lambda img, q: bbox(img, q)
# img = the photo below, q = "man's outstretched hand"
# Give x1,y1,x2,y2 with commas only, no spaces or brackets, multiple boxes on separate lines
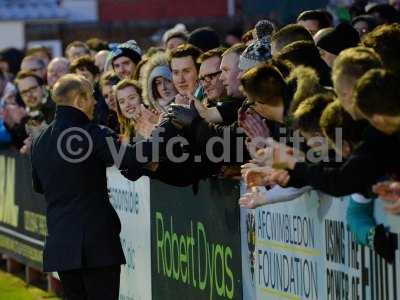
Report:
242,164,290,188
168,100,199,128
239,187,267,209
374,181,400,214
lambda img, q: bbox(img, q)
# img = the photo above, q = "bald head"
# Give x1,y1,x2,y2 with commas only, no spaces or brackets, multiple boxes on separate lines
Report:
47,57,70,88
52,74,90,105
53,74,96,119
21,55,47,80
95,50,110,73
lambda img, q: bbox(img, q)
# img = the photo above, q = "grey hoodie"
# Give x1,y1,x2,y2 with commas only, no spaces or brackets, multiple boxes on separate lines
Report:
141,52,174,112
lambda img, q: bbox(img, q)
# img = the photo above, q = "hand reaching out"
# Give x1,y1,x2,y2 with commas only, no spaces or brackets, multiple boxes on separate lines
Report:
242,163,290,188
252,143,299,170
239,187,268,209
244,168,271,188
374,181,400,200
167,100,199,128
20,135,33,155
374,181,400,214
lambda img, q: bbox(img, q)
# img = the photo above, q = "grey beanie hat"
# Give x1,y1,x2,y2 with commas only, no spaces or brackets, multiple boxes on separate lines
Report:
239,20,275,71
110,40,142,65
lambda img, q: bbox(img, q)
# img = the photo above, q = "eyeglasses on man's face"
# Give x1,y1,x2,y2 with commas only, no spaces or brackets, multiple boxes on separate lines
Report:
199,70,222,84
20,85,40,97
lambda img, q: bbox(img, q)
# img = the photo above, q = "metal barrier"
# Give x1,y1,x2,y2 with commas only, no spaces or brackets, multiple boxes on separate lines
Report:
2,150,400,299
240,189,400,300
0,151,243,300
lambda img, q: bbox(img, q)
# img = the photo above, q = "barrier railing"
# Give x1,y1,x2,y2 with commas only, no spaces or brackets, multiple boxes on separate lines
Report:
1,150,400,299
0,151,243,300
240,190,400,300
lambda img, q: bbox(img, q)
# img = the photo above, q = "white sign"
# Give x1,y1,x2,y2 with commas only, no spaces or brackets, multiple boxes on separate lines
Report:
107,168,151,300
240,184,257,300
241,189,400,300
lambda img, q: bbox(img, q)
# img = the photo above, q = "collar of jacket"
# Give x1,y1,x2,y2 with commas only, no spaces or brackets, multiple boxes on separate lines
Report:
396,131,400,142
55,105,90,124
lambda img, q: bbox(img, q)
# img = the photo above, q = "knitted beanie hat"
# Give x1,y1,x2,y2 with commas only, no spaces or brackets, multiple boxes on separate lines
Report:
238,20,275,71
110,40,142,65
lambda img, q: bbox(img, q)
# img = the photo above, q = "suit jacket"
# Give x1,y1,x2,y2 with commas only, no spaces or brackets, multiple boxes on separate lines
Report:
31,105,177,272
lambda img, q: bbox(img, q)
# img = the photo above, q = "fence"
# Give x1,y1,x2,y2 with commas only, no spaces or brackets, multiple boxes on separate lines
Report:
1,150,400,299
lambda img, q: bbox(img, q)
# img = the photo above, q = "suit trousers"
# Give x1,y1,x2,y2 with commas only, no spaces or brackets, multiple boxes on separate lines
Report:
58,265,121,300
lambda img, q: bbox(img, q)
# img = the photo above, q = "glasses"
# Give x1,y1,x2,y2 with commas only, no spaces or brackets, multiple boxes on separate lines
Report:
199,70,222,84
20,85,40,97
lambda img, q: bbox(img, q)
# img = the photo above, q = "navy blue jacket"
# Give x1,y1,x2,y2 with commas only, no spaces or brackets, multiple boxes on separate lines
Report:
31,105,177,272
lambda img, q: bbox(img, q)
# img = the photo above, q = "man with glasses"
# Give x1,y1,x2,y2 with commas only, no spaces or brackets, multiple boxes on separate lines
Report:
193,47,242,125
20,55,47,82
3,71,56,153
15,71,55,123
197,47,226,106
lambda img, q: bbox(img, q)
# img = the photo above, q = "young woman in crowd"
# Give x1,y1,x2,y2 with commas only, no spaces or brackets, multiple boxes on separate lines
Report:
142,52,177,113
113,79,159,141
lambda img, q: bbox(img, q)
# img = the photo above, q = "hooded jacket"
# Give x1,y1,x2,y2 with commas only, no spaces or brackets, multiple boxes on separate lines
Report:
142,52,173,112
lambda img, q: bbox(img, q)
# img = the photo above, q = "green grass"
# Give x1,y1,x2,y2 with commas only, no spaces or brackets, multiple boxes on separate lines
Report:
0,270,60,300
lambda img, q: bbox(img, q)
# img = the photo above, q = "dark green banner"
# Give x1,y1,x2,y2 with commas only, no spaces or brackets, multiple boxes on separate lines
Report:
150,179,243,300
0,151,46,270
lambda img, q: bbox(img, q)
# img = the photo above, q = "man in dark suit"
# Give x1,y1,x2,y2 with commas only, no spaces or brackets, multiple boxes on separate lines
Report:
31,74,177,300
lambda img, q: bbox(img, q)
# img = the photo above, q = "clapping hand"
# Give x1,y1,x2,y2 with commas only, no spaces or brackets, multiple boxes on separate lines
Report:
239,109,270,140
134,105,159,138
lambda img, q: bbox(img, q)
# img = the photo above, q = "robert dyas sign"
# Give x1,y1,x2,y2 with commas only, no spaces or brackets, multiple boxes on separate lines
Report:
151,179,243,300
155,212,235,299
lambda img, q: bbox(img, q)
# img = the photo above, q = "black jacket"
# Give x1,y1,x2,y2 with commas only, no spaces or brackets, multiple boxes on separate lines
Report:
31,105,177,272
214,97,244,125
93,83,109,126
288,125,400,197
